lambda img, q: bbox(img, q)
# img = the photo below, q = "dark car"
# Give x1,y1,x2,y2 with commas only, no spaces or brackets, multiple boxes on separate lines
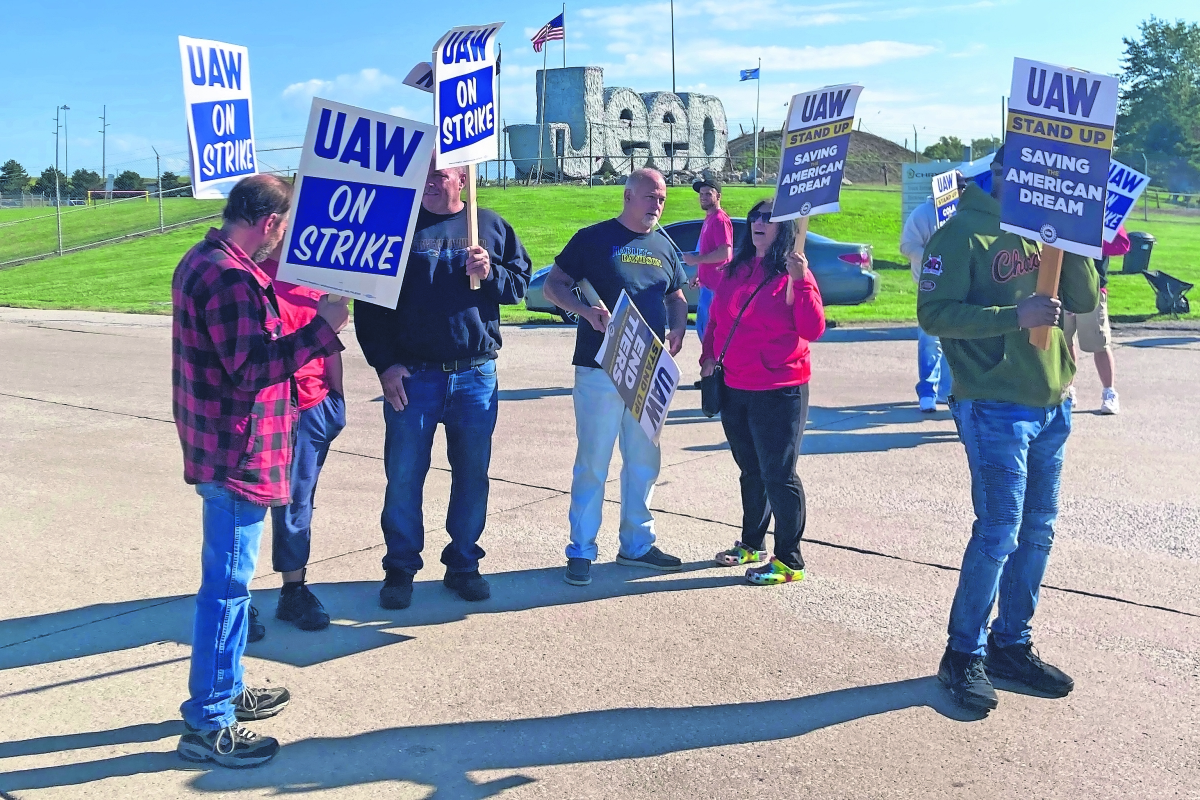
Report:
525,218,880,321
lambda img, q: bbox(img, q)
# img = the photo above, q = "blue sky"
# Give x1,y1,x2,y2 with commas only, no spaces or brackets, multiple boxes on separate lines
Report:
2,0,1194,179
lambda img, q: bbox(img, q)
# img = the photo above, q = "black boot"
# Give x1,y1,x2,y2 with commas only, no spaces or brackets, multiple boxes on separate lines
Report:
275,573,330,631
938,647,998,711
985,634,1074,697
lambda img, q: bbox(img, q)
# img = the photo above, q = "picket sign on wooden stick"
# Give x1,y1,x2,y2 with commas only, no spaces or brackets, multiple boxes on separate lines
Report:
1028,245,1064,350
465,163,481,291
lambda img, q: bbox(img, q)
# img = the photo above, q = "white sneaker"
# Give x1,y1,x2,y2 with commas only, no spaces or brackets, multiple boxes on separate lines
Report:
919,396,937,413
1066,385,1077,405
1099,388,1120,415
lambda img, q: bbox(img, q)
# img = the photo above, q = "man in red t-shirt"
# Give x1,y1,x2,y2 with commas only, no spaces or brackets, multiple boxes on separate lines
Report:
256,242,346,632
684,175,734,349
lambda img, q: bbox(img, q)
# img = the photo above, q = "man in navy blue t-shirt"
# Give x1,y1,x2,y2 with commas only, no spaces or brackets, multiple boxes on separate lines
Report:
543,168,689,587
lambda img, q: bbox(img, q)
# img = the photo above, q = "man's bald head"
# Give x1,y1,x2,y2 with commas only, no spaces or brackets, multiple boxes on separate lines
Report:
619,168,668,233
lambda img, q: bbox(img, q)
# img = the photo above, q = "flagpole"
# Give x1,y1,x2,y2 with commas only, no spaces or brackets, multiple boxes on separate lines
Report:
670,0,676,94
563,4,567,68
753,58,760,185
536,46,548,183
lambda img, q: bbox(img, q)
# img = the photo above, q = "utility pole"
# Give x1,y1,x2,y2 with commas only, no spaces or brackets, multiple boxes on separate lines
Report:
53,106,63,253
153,147,164,232
913,125,919,162
61,105,71,186
99,105,109,189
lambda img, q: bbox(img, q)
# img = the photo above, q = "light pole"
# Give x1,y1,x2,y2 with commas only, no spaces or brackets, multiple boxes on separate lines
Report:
52,106,63,252
669,0,676,94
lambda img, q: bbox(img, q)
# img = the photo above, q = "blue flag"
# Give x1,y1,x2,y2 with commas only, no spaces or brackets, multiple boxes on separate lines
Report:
740,68,760,81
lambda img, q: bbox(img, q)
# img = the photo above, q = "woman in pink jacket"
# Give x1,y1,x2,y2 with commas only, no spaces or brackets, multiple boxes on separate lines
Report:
699,198,826,585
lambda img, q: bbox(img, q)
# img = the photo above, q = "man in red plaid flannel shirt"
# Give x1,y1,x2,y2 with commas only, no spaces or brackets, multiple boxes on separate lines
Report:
171,174,348,768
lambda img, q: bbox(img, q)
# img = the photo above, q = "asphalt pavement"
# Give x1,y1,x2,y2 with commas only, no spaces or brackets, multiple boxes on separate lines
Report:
0,308,1196,799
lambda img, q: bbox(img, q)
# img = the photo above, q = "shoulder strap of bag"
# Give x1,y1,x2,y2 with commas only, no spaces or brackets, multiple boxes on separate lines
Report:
716,272,775,366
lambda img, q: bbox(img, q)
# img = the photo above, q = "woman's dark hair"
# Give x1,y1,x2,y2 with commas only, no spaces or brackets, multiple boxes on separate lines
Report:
222,174,292,226
730,198,796,278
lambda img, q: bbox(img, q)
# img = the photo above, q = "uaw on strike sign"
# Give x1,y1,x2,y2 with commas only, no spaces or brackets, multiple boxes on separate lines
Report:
433,23,503,169
594,291,681,446
1000,58,1118,258
275,98,435,309
178,36,257,199
772,84,863,222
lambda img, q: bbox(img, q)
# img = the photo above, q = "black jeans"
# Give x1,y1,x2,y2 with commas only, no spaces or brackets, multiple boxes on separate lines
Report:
720,383,810,570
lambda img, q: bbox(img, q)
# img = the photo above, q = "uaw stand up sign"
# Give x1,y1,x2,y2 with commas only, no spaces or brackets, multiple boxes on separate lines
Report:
772,83,862,272
1000,57,1118,349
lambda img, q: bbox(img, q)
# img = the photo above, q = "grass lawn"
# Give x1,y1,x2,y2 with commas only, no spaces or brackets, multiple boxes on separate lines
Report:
0,197,225,264
0,185,1194,323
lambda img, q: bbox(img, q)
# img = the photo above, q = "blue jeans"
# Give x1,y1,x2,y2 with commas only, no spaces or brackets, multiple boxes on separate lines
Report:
271,393,346,574
182,482,266,731
947,398,1072,656
566,366,660,562
695,286,714,343
381,359,498,575
916,327,952,402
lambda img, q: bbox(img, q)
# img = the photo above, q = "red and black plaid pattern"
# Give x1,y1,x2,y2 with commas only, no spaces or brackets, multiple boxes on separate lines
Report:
172,228,343,506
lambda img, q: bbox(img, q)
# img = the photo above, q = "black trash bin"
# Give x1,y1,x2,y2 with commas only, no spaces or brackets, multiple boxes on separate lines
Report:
1122,231,1156,273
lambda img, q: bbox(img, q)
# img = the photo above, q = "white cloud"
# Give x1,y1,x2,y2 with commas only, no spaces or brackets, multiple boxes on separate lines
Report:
281,68,398,106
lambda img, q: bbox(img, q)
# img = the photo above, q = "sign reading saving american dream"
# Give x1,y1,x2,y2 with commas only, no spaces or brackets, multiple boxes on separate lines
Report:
999,58,1119,258
178,36,257,199
433,22,504,169
275,98,435,309
932,169,961,228
772,83,863,222
1104,159,1149,243
594,291,681,446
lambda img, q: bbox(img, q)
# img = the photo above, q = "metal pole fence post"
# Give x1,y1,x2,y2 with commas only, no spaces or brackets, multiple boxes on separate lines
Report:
154,147,164,232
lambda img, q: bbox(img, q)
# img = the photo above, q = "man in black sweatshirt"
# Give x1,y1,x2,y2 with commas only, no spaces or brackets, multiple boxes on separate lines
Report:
354,157,531,608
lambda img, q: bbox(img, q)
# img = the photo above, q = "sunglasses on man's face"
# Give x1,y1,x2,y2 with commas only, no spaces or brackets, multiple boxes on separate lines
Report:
748,209,775,222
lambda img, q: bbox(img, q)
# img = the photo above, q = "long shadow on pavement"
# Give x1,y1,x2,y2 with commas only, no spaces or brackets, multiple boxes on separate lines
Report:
0,563,747,672
0,676,984,798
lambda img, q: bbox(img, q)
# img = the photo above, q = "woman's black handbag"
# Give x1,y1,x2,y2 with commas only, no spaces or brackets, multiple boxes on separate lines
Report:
700,274,774,418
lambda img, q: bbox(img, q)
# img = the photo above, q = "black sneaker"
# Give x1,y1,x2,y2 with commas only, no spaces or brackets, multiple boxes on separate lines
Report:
177,723,279,768
275,583,330,631
938,647,999,711
564,558,592,586
444,570,491,601
247,605,266,643
380,569,414,610
615,545,682,572
985,634,1074,697
234,685,291,721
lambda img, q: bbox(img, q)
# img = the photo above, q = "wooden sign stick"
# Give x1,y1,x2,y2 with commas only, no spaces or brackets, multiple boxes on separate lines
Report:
1028,245,1064,350
787,216,810,305
466,163,481,291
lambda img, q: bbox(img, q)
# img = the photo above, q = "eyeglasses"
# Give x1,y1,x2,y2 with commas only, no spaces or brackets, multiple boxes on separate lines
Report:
748,209,775,222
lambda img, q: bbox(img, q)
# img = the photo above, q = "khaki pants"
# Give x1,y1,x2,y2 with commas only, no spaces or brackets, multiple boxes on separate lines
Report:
1063,290,1111,353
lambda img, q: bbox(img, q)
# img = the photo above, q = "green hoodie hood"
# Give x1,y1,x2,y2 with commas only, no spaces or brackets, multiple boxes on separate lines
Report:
916,184,1099,408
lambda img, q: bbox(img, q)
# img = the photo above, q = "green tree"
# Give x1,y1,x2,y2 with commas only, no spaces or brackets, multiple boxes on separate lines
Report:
33,166,69,197
113,170,143,191
1,159,30,193
922,136,966,161
70,168,103,197
160,171,183,191
1117,16,1200,190
970,137,1002,157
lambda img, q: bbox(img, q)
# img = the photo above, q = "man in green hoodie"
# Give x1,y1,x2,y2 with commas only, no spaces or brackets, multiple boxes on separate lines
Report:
918,145,1099,712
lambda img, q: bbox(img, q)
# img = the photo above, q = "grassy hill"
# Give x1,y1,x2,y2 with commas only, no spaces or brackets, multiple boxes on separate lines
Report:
0,185,1195,323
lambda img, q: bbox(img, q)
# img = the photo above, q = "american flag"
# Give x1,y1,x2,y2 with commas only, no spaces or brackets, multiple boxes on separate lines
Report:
531,13,565,52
